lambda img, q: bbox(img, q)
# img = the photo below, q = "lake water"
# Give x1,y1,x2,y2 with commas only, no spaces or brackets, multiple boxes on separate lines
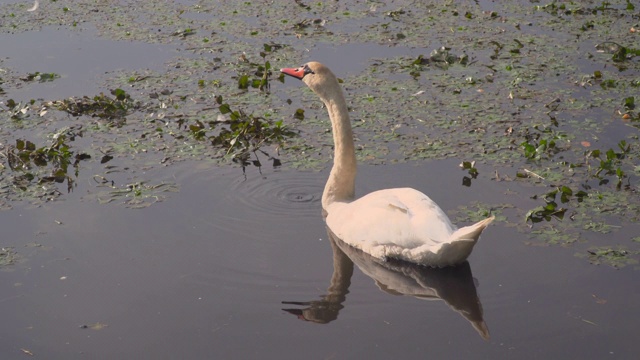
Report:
1,160,638,358
1,0,639,359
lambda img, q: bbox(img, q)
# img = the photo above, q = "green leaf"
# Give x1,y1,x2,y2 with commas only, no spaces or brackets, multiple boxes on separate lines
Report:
219,103,231,114
521,142,536,159
113,88,127,101
612,47,628,62
623,96,635,110
238,74,250,89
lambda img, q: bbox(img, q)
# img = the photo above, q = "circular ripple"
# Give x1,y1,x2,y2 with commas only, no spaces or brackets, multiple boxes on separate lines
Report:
285,192,315,203
227,170,324,219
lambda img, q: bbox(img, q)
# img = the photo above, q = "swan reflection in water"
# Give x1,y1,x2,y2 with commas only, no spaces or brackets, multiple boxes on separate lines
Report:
282,229,490,340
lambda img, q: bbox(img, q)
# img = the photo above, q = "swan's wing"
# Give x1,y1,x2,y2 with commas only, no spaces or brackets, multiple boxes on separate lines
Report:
326,188,455,252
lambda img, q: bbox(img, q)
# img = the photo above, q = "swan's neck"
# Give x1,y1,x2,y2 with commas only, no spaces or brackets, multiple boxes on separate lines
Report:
321,88,356,210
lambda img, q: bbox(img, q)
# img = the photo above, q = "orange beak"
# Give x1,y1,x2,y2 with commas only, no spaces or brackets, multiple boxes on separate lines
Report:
280,67,306,80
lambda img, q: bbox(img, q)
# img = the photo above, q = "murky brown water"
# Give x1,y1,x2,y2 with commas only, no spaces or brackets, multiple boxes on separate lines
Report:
2,0,640,358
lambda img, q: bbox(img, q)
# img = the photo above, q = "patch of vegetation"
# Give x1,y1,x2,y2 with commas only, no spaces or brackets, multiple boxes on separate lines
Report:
212,95,297,164
0,0,638,268
526,224,582,246
97,181,179,209
525,187,574,224
21,72,59,83
450,202,510,224
584,141,632,189
402,48,471,78
235,44,281,92
519,124,568,161
2,99,31,120
0,44,303,208
578,246,640,268
1,126,90,202
50,88,140,123
0,247,18,267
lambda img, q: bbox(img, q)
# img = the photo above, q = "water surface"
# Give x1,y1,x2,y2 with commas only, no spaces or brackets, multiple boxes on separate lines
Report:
1,162,638,358
1,0,639,359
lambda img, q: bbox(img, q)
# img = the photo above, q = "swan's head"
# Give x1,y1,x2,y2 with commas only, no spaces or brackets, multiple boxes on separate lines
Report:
280,62,340,99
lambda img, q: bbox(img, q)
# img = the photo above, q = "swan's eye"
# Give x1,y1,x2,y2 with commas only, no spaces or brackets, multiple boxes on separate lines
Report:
302,64,315,75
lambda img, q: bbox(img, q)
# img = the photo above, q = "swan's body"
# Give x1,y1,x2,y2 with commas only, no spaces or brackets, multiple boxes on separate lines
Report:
281,62,493,267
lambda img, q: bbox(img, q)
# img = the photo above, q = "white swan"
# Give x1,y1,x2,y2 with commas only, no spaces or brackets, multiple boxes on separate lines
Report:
281,62,494,267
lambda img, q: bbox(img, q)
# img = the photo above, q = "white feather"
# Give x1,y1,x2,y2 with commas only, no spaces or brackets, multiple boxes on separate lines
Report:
27,1,39,12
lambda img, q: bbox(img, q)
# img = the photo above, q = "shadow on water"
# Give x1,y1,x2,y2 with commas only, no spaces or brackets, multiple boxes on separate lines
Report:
282,229,489,340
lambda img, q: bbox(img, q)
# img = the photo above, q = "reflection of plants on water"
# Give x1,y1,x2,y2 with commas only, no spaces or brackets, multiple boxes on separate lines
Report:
460,160,479,187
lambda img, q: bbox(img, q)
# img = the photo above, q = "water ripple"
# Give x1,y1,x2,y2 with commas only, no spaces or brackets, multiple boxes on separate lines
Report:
227,171,323,219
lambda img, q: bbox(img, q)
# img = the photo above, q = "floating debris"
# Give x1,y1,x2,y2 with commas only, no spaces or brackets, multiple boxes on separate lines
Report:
27,0,38,12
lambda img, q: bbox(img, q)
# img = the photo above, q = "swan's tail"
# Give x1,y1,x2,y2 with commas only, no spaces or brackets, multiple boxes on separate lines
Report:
448,216,495,243
409,216,495,267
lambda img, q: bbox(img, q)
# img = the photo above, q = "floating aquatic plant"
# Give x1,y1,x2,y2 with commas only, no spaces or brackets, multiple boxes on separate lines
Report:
214,95,297,162
97,181,178,209
49,89,140,124
2,99,30,120
21,71,59,83
0,247,18,266
580,246,639,268
406,47,471,77
0,0,637,268
1,126,90,202
235,44,281,92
